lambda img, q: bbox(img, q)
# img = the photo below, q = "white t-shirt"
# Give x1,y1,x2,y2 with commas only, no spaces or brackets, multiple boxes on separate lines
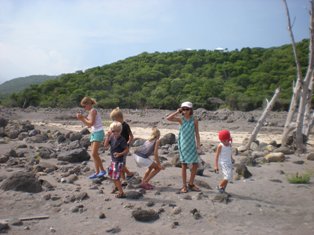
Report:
88,108,103,132
218,142,232,164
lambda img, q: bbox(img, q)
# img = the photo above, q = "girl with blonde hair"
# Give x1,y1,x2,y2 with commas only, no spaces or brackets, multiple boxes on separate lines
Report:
77,97,106,179
133,127,164,190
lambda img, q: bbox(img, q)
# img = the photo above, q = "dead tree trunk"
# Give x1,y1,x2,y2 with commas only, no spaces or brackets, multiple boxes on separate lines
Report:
281,0,304,146
303,74,314,136
245,88,280,150
281,0,314,152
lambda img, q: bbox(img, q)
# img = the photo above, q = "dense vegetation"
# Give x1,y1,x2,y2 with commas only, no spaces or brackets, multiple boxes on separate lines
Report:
1,39,309,111
0,75,58,97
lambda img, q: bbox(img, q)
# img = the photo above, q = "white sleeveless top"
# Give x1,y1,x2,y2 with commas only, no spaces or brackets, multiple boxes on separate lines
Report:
88,108,103,132
218,142,232,164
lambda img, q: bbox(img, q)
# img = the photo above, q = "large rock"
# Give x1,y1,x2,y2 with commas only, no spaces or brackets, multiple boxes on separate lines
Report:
235,163,252,178
1,171,42,193
0,117,8,128
132,209,159,222
57,148,91,163
307,152,314,161
264,152,285,162
160,133,176,146
35,146,56,159
273,146,294,155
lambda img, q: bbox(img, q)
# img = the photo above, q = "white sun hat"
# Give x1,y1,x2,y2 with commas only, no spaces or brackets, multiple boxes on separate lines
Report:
181,101,193,108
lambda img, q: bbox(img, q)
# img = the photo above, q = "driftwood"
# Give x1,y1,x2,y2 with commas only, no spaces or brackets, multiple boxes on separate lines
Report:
19,215,49,221
245,88,280,150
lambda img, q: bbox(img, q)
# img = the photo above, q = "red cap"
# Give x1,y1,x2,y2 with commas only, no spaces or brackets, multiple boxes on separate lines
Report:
218,130,232,142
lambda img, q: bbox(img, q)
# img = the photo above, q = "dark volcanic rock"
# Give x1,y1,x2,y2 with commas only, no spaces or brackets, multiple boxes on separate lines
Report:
132,208,159,222
0,171,42,193
57,148,90,163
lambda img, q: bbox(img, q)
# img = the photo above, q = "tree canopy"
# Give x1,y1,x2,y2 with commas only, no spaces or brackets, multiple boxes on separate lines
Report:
2,39,309,111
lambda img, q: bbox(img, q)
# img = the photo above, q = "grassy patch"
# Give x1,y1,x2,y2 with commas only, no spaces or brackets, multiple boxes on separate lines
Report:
287,172,311,184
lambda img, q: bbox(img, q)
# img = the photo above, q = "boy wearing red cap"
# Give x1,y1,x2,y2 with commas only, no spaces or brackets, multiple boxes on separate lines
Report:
214,130,235,193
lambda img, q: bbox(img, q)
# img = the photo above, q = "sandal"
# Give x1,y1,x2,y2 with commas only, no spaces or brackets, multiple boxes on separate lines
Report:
188,184,201,192
180,185,188,193
115,192,126,198
141,183,153,190
111,187,118,194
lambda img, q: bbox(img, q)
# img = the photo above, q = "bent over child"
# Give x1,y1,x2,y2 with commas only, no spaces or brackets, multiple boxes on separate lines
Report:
133,127,164,190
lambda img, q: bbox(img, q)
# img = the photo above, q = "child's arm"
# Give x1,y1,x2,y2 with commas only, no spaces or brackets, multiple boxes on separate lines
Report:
77,109,96,128
166,109,182,124
214,144,222,173
104,131,111,150
113,146,129,158
128,127,134,145
194,119,201,149
153,139,164,170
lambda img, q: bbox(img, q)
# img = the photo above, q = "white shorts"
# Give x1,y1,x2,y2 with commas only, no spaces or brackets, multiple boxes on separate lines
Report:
220,161,233,181
133,154,153,168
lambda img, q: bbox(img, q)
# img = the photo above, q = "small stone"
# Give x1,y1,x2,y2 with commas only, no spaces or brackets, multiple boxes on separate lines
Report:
146,201,155,207
99,213,106,219
172,207,182,215
106,226,121,233
50,227,56,233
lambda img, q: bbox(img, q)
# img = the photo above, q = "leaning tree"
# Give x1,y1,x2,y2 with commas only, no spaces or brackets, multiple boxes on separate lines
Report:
281,0,314,153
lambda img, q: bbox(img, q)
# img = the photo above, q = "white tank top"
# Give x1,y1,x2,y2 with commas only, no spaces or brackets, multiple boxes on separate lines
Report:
88,108,103,132
218,142,232,164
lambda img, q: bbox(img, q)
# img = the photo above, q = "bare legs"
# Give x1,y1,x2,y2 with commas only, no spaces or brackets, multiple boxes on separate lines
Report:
181,163,200,192
142,162,161,184
219,179,228,189
91,141,105,174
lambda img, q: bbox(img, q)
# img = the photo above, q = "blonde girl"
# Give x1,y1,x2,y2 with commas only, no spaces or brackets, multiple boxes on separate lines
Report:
133,127,164,190
76,97,106,179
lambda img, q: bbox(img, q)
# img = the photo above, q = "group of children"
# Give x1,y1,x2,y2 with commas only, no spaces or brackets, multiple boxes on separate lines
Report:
77,96,234,198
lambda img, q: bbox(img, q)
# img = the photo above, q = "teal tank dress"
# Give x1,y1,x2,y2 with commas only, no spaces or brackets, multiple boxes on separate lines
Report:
178,116,199,164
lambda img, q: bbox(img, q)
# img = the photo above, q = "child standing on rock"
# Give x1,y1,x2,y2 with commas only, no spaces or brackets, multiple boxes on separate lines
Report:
214,129,235,193
110,108,134,184
76,97,106,179
166,101,201,193
133,127,164,190
104,121,129,198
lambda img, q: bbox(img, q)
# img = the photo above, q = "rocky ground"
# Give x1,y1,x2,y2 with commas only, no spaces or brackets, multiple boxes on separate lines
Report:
0,107,314,235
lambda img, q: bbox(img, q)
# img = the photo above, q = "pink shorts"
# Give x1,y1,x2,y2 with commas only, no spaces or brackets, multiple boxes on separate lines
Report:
108,161,124,180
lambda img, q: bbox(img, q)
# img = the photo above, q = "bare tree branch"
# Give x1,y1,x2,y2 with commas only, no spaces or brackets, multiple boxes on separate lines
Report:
246,88,280,150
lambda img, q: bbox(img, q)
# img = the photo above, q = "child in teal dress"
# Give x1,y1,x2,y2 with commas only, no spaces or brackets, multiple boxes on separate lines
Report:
166,101,201,193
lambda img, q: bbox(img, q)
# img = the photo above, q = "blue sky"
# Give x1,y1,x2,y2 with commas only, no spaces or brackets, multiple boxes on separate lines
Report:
0,0,309,84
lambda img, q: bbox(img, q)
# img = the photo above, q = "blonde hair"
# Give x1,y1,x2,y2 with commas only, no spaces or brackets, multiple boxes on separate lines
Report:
110,121,122,133
110,107,123,121
80,97,96,106
148,127,160,141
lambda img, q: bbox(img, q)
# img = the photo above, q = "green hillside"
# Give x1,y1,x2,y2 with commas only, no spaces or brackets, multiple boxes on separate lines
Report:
0,75,58,96
1,39,309,111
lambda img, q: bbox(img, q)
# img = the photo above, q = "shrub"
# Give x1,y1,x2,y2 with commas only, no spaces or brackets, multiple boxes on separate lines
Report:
287,172,311,184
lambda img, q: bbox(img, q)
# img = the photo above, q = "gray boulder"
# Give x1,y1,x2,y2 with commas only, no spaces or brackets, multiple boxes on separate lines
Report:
235,163,252,178
307,152,314,161
132,209,159,222
264,152,285,162
1,171,42,193
57,148,90,163
0,117,8,128
160,133,176,146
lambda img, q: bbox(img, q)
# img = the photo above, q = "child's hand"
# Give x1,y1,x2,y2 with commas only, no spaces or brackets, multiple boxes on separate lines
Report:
76,113,83,120
113,152,121,158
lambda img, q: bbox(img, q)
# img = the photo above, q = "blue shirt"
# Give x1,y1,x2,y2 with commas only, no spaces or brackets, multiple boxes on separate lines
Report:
109,135,128,163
